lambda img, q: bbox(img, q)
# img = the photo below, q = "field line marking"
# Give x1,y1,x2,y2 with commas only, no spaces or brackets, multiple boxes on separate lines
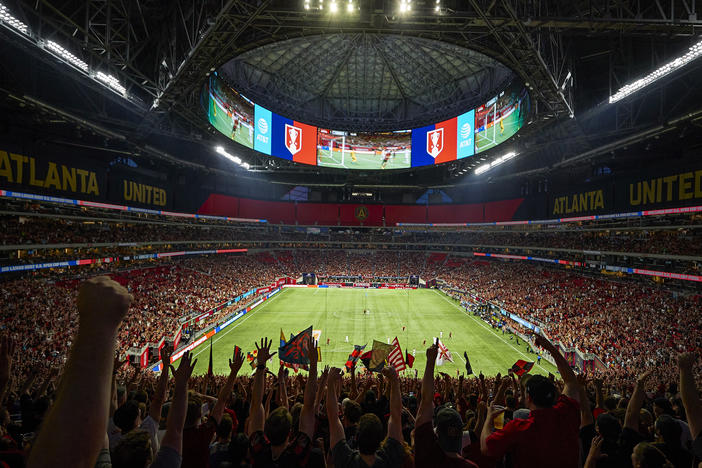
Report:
192,289,288,360
431,289,549,372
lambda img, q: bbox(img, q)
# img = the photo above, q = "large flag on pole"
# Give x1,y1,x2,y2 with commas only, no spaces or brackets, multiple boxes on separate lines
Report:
279,326,313,365
345,344,366,371
435,339,453,366
387,337,406,372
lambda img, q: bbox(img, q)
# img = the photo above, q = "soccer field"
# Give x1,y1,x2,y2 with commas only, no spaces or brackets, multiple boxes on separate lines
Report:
188,288,557,377
317,148,411,170
475,109,523,153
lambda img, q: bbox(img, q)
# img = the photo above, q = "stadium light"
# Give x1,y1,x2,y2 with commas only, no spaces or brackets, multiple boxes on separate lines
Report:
347,0,354,12
474,151,517,175
96,71,127,95
45,40,89,72
330,1,338,12
609,39,702,104
0,3,29,35
215,145,249,169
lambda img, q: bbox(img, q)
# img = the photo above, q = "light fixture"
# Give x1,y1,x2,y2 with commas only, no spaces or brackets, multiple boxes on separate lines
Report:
610,39,702,103
560,70,572,90
474,151,517,175
46,40,89,72
347,0,354,12
0,3,29,35
330,1,338,12
215,146,249,170
96,71,127,95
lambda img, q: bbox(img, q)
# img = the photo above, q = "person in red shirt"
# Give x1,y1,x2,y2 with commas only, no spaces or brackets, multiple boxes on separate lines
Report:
481,335,581,468
415,342,479,468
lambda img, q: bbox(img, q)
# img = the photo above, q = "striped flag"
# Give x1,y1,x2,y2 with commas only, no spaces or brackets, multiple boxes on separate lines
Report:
435,339,453,366
387,337,406,372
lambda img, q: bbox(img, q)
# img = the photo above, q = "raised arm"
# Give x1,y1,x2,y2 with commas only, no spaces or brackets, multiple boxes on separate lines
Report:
28,276,132,468
299,341,318,439
149,346,172,423
211,347,244,424
161,351,196,455
535,334,579,402
415,342,438,428
593,377,605,410
577,373,594,428
247,338,275,436
624,369,652,430
481,404,506,455
678,353,702,438
277,364,289,410
349,365,358,399
381,366,403,442
326,367,345,449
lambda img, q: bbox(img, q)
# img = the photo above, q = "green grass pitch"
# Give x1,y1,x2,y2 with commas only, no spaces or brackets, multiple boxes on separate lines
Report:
317,149,411,170
188,288,558,378
475,110,523,153
208,97,254,148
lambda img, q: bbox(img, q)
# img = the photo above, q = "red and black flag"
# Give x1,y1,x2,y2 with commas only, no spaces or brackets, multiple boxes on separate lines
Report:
359,350,373,370
511,360,535,377
207,340,213,377
345,344,366,371
405,349,415,369
279,326,313,365
464,351,473,375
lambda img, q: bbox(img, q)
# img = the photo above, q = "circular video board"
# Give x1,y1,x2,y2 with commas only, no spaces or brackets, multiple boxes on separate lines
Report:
202,73,530,170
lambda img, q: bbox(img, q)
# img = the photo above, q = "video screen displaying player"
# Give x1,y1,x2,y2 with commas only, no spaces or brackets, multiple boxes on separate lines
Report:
316,130,411,170
205,74,255,149
474,81,529,153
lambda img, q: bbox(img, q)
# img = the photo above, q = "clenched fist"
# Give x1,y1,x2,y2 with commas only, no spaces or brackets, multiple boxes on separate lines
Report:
77,276,132,334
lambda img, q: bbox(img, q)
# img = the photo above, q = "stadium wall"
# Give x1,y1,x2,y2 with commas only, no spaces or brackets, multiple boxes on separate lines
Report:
2,145,702,224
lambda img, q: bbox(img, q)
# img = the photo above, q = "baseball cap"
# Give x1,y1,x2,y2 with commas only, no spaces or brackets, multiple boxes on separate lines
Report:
525,375,557,408
436,407,463,454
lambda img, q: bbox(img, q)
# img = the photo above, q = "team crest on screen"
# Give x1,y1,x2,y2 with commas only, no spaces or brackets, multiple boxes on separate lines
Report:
427,128,444,158
285,124,302,155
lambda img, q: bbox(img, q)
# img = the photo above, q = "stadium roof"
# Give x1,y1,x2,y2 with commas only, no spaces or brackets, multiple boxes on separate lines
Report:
219,34,514,132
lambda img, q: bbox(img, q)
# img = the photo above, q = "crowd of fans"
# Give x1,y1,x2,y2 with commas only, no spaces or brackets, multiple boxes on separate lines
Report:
3,212,701,257
1,276,700,467
442,261,702,387
0,250,699,390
